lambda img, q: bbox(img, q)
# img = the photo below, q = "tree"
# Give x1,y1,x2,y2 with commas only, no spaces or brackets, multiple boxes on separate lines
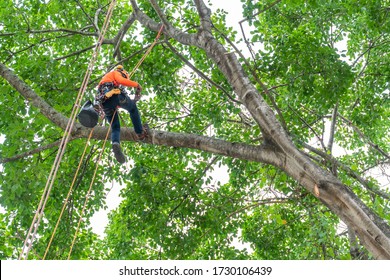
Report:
0,0,389,260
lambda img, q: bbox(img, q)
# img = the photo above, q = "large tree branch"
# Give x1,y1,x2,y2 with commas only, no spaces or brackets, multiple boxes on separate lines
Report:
88,125,283,167
193,0,213,32
125,1,390,259
301,141,390,200
148,0,173,31
0,62,281,168
0,62,74,131
3,1,390,258
213,26,288,130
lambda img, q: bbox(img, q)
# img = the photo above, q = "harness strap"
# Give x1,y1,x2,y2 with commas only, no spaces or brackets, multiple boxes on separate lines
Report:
97,82,118,101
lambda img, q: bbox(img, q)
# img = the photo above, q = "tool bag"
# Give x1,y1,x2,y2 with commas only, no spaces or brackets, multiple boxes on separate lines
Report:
77,100,99,128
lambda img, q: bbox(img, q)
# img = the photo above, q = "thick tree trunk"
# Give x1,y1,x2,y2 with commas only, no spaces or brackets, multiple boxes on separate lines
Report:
188,2,390,259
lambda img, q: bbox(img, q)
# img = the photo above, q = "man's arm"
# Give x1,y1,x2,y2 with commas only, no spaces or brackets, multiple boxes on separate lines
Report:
114,71,139,88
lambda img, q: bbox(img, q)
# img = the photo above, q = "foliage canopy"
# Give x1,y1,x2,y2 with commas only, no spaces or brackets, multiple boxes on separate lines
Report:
0,0,389,260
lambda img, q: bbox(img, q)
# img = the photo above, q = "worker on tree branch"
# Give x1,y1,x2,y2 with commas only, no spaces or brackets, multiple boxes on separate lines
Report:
95,65,148,164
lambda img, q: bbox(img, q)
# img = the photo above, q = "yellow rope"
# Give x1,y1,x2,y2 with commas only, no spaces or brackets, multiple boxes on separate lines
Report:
67,111,116,259
128,24,164,79
20,0,117,260
43,128,95,259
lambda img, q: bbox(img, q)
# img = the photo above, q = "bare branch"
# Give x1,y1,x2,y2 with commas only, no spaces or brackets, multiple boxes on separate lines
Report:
238,0,282,61
168,156,219,218
94,7,103,34
130,0,198,46
327,102,338,154
289,106,327,152
238,0,282,25
5,33,73,62
1,28,96,37
113,13,137,59
74,0,99,32
352,35,384,67
327,103,339,175
54,45,96,61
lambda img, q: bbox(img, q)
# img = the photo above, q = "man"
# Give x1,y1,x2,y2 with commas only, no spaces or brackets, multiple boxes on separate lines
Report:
95,65,148,164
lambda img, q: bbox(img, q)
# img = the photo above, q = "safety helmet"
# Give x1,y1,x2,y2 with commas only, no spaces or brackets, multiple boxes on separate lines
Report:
116,65,129,79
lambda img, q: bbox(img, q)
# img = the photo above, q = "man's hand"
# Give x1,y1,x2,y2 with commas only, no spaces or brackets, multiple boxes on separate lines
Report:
135,84,142,102
134,92,142,102
136,84,142,94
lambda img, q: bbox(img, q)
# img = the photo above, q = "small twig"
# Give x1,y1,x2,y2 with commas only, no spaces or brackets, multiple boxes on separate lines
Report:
338,114,390,160
238,0,282,62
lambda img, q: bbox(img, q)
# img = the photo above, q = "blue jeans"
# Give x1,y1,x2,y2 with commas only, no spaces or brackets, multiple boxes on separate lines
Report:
102,92,143,143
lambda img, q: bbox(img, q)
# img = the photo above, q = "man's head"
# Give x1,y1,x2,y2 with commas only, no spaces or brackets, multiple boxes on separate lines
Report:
115,65,129,78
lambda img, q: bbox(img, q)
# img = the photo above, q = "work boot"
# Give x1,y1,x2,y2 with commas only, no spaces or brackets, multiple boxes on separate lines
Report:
112,142,126,164
137,123,150,141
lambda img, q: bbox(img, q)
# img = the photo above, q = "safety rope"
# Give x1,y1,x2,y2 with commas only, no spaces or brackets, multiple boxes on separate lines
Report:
19,0,117,260
42,22,164,260
128,24,164,79
43,128,96,259
67,110,116,259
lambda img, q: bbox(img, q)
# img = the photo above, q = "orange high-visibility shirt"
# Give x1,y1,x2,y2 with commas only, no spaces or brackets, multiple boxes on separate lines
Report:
99,70,139,88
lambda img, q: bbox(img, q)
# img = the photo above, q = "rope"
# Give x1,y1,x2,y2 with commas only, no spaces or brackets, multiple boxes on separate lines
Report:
67,110,116,259
43,128,96,259
19,0,117,260
128,24,164,79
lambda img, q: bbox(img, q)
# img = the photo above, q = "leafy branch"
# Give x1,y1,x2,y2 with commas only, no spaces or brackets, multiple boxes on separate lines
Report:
0,138,77,164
